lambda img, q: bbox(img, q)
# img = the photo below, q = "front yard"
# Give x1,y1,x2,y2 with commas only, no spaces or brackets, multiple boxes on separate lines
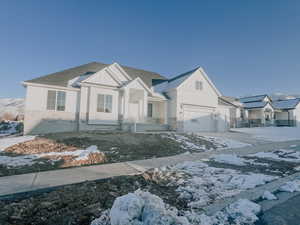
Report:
0,132,249,177
1,145,300,225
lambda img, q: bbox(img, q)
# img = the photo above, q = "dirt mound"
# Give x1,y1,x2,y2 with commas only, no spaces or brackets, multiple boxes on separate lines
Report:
5,138,77,154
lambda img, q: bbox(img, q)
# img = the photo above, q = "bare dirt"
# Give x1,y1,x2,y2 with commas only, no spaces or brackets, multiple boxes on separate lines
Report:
0,174,186,225
5,138,77,154
0,132,216,177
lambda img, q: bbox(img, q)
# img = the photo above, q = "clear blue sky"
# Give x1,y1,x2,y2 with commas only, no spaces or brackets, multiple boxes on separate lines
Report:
1,0,300,98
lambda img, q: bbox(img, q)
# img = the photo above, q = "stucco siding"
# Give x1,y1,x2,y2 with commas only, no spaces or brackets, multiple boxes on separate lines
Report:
165,89,177,130
216,106,230,132
24,85,79,134
177,70,219,108
88,86,119,124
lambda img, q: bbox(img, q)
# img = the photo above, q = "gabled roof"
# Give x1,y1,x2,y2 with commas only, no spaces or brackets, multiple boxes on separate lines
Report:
273,98,300,110
239,94,269,103
218,97,239,108
243,101,266,109
25,62,166,88
243,101,272,109
153,67,221,97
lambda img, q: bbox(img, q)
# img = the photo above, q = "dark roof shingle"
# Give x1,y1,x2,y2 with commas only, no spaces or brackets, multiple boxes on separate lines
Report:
25,62,166,88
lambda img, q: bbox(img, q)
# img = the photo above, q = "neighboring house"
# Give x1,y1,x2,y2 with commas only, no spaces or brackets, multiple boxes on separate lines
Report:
273,98,300,126
238,94,300,127
239,95,275,127
218,96,243,128
23,62,233,134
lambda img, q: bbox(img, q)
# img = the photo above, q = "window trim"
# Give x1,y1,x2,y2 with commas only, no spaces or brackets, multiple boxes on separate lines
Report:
46,90,66,112
97,94,113,113
195,81,203,91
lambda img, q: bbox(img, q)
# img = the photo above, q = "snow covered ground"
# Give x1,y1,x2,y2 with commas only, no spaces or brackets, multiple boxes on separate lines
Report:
232,127,300,142
152,161,277,210
91,190,262,225
199,135,252,149
0,121,22,136
163,133,251,152
250,149,300,163
91,159,269,225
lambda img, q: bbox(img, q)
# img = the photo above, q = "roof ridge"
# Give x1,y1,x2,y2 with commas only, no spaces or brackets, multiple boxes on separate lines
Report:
117,63,166,78
168,66,200,82
239,94,268,99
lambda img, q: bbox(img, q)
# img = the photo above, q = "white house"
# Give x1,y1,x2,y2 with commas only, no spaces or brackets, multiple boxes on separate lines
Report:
237,94,300,127
22,62,234,134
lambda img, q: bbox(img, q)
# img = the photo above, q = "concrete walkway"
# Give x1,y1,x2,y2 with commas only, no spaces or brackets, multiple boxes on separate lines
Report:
1,139,300,197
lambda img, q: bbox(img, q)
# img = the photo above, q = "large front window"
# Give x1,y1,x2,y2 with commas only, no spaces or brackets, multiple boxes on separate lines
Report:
97,94,113,113
47,90,66,111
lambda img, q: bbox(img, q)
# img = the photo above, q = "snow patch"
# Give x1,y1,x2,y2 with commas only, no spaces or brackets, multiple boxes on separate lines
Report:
279,180,300,192
212,154,269,167
250,149,300,163
0,136,36,152
91,191,261,225
200,136,252,149
0,155,38,167
92,190,190,225
262,191,277,200
0,145,102,167
213,154,247,166
162,134,205,151
152,161,277,209
39,145,100,161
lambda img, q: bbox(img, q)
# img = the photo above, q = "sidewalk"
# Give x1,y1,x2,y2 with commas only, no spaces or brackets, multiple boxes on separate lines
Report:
1,140,300,197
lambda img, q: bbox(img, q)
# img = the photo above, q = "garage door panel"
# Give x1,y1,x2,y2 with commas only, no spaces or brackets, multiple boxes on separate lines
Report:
183,107,215,132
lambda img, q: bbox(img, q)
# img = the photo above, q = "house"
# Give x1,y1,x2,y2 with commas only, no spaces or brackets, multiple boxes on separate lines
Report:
239,95,275,127
273,98,300,126
22,62,234,134
218,96,243,128
238,94,300,127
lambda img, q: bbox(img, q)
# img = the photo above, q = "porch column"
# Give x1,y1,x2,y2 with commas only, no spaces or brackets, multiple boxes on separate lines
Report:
143,91,148,122
164,101,168,124
123,89,129,121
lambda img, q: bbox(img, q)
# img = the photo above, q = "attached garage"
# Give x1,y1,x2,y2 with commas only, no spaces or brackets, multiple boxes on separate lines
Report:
183,106,216,132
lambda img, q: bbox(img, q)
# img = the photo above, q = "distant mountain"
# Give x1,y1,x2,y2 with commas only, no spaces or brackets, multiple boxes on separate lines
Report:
0,98,25,118
270,93,300,101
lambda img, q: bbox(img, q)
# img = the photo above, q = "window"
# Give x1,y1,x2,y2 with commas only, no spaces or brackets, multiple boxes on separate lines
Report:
195,81,203,90
57,91,66,111
105,95,112,113
47,90,66,111
97,94,113,113
47,90,56,110
148,103,153,117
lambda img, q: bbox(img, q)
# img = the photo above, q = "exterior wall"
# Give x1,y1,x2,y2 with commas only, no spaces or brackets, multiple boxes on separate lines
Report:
84,70,119,87
87,86,119,125
24,85,79,134
216,106,230,132
294,105,300,127
165,89,177,130
176,70,219,131
248,109,263,120
148,100,165,124
177,70,219,108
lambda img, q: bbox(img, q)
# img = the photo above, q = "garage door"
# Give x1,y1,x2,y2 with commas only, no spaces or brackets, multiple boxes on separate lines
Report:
183,107,215,132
